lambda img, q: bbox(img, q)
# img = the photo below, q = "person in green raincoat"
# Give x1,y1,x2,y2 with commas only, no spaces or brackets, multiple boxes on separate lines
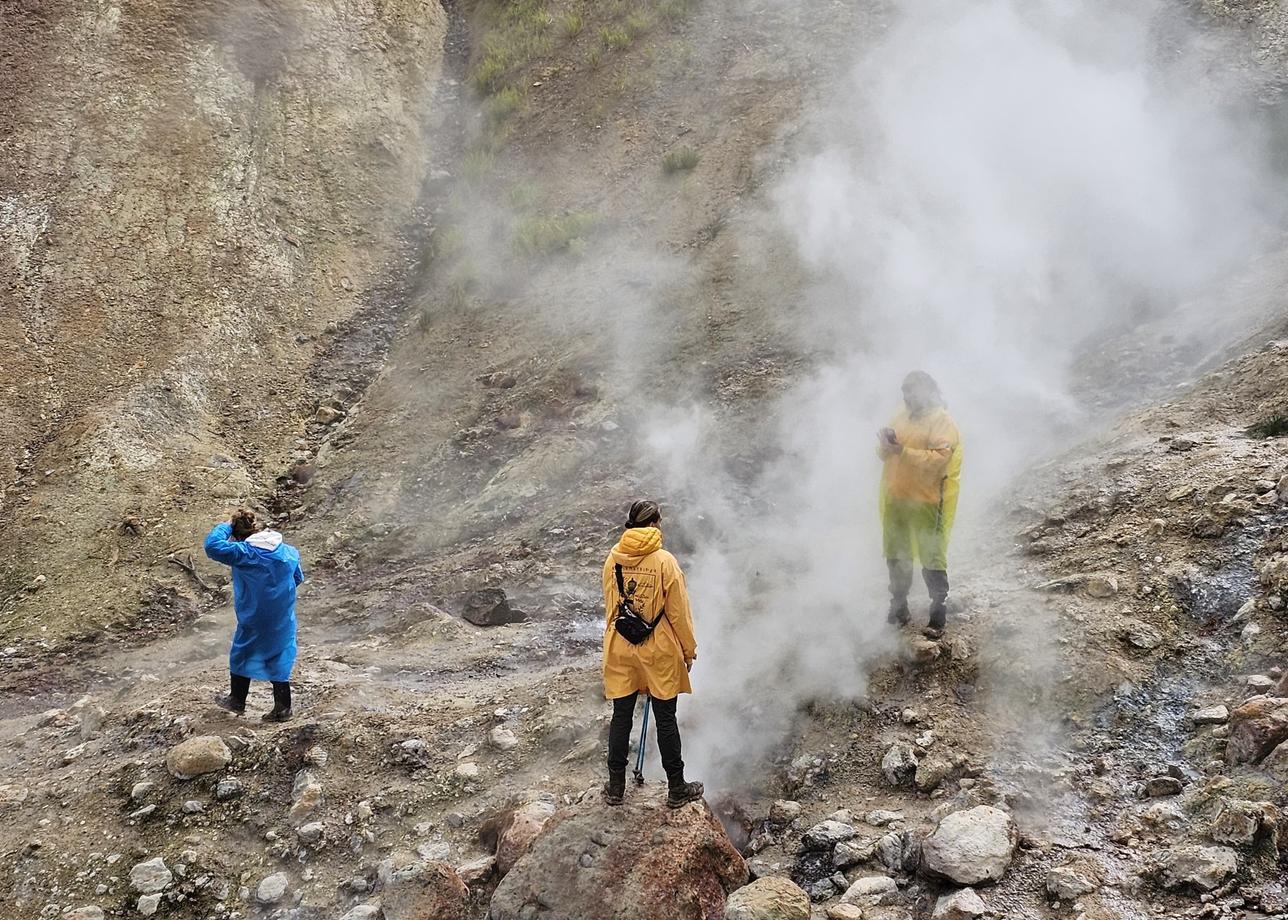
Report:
877,371,962,638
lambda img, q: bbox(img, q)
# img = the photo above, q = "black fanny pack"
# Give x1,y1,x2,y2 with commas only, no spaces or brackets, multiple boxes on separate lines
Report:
613,564,666,645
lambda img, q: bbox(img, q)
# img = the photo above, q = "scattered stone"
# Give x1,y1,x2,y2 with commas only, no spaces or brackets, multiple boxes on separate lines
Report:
456,855,496,885
826,906,865,920
489,797,747,920
881,743,919,788
839,874,898,907
932,887,987,919
496,800,557,875
297,822,324,844
1191,705,1229,726
724,876,811,920
136,894,161,916
181,800,204,814
920,805,1017,885
130,781,157,803
915,752,955,792
0,784,29,809
290,770,324,823
1209,798,1280,849
165,736,232,779
802,820,858,850
340,906,381,920
1119,619,1163,651
832,837,877,869
1084,575,1119,598
1192,516,1225,539
256,872,289,904
1155,845,1238,892
1226,697,1288,764
1046,862,1100,900
907,637,941,665
768,800,802,825
129,857,172,894
1144,776,1184,797
1263,741,1288,781
462,588,527,627
1168,436,1198,452
489,725,519,752
1247,674,1276,691
63,908,105,920
215,777,243,800
315,405,343,425
875,832,905,871
865,810,904,827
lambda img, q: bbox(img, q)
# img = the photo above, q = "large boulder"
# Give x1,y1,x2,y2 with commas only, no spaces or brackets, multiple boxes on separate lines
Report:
920,806,1017,885
724,877,810,920
1263,741,1288,782
489,794,747,920
495,800,557,875
379,852,469,920
1154,845,1238,892
463,589,527,626
1227,697,1288,764
165,736,231,779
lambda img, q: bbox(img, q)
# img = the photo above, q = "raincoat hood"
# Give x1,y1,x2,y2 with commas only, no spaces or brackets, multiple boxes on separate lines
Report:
247,530,284,551
611,526,662,563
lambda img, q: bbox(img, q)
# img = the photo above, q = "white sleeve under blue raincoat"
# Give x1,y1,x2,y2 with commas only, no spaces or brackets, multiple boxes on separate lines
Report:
203,523,303,682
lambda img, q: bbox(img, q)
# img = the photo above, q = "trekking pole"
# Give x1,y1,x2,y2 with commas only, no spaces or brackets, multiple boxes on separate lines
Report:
633,696,652,785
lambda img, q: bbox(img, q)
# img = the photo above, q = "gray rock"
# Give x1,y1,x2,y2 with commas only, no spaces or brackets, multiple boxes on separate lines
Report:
920,805,1017,885
256,872,289,904
914,753,955,792
802,820,858,850
130,781,157,803
137,894,161,917
1208,799,1279,846
875,832,905,871
462,588,526,626
181,800,205,814
129,857,173,894
489,725,519,752
1191,705,1229,726
340,906,381,920
724,876,811,919
769,800,802,825
165,735,231,779
297,822,325,844
865,810,904,827
1046,863,1099,899
1119,619,1163,650
62,909,105,920
931,887,987,919
839,874,898,906
1155,845,1238,892
215,777,243,800
881,743,919,788
832,837,877,869
1144,776,1183,797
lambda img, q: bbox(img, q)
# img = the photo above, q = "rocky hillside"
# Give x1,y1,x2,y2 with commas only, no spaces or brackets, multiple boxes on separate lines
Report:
2,1,1288,919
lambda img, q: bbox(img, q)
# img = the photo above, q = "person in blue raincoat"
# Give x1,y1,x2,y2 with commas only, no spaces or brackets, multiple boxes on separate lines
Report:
204,509,303,722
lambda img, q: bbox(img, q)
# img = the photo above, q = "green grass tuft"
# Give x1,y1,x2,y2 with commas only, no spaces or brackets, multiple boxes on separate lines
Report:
560,11,584,39
486,85,523,124
662,146,700,173
600,25,631,51
1246,413,1288,439
515,212,596,256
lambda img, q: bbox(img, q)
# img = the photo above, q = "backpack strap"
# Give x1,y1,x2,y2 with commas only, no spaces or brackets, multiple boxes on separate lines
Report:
615,563,667,629
615,564,626,597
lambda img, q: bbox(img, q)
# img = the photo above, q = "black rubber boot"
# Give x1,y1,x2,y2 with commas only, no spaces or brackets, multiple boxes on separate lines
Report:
603,771,626,806
213,694,245,714
923,568,949,638
887,559,913,626
261,708,293,723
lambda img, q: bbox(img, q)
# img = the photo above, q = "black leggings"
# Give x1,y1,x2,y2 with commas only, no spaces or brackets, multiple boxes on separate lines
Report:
608,693,684,784
230,673,291,711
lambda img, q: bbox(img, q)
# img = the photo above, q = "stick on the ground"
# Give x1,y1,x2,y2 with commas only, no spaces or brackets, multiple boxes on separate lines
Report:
168,553,216,593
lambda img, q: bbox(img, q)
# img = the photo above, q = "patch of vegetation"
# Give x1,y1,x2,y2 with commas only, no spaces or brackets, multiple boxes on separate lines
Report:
1246,413,1288,439
662,146,700,173
486,85,524,124
508,182,541,210
587,47,603,69
560,12,584,39
625,11,655,39
656,0,695,26
460,148,496,186
515,212,596,256
600,26,631,51
470,0,556,94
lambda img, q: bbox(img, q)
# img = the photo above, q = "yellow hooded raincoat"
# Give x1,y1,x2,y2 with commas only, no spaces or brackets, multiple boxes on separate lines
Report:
602,526,697,701
878,405,963,570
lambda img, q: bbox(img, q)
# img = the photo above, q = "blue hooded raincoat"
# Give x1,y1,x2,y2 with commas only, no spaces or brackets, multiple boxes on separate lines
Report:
204,523,303,682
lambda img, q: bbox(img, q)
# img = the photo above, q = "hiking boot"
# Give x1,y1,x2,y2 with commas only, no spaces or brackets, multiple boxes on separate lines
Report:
886,601,910,627
214,694,245,715
922,625,944,640
667,781,704,809
261,708,292,723
603,771,626,806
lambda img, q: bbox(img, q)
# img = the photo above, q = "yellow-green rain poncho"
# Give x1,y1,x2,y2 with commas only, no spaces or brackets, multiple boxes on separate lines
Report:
878,405,963,570
601,526,697,701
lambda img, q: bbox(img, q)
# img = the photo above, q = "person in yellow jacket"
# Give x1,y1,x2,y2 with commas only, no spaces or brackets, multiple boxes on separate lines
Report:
877,371,963,639
601,500,703,809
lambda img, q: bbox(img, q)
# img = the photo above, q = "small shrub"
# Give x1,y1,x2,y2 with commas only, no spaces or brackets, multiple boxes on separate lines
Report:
461,148,495,185
560,12,584,39
625,11,654,38
600,26,631,51
588,48,602,69
487,86,523,124
657,0,694,25
662,146,700,173
515,212,596,256
472,52,509,94
1246,413,1288,439
508,183,540,210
